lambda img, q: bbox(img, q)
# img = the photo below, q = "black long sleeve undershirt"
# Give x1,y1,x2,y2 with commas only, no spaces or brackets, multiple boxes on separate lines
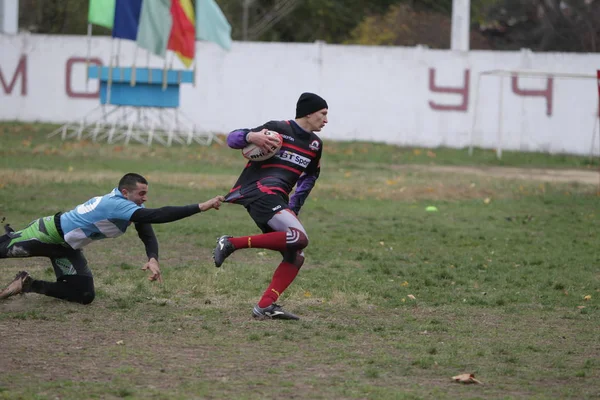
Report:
130,204,201,260
130,204,201,224
135,223,159,260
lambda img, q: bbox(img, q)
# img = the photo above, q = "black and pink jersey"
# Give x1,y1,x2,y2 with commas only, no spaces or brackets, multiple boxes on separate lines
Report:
225,120,322,214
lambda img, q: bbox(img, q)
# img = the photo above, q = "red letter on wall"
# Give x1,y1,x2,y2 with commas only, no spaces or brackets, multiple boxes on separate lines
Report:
428,68,470,112
0,55,27,96
66,57,102,98
511,76,553,116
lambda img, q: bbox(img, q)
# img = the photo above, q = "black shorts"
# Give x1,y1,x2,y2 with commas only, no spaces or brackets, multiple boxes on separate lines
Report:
245,194,290,231
225,186,290,231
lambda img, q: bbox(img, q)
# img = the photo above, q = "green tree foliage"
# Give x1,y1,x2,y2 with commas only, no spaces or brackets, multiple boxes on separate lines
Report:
345,2,492,49
345,0,600,52
18,0,109,35
14,0,600,53
241,0,401,43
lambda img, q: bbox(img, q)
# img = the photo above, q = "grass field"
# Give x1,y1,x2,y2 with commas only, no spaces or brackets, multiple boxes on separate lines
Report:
0,122,599,399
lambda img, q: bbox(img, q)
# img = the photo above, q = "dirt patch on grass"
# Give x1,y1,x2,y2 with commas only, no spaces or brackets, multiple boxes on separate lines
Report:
3,165,596,205
0,168,237,189
401,165,600,186
2,165,597,188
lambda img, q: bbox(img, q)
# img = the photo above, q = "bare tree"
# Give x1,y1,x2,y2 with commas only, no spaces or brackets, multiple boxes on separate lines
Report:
481,0,600,52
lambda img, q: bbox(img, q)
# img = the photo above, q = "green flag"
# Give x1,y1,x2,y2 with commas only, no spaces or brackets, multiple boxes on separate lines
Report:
196,0,232,51
137,0,172,57
88,0,116,29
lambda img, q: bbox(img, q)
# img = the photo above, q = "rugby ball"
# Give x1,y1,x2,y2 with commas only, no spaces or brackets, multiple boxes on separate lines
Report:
242,130,283,162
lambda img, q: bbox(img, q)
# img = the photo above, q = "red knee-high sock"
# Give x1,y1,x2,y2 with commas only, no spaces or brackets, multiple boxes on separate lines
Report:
258,261,299,308
229,231,287,252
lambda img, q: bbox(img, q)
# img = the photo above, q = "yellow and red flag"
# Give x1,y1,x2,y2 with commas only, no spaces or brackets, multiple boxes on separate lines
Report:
168,0,196,68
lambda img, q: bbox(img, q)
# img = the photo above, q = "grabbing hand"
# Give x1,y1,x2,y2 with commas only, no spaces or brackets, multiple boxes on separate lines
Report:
142,257,162,283
199,195,225,211
247,129,281,154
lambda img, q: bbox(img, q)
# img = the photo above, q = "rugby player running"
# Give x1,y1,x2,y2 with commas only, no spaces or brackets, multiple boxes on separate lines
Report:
213,92,328,320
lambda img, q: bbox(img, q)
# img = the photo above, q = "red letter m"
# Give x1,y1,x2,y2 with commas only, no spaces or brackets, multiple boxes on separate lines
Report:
0,55,27,95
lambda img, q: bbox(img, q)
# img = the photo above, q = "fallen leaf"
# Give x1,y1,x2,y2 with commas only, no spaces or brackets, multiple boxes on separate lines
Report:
407,294,416,300
452,373,482,384
116,340,124,345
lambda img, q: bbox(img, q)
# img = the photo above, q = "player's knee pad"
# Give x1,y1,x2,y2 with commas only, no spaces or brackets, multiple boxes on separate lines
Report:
77,282,95,305
287,228,309,252
59,275,96,305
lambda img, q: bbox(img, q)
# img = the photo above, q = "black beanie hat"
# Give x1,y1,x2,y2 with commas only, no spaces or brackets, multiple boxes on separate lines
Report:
295,92,328,118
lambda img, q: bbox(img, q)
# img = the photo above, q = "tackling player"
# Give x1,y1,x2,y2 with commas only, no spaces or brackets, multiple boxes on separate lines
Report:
0,173,224,304
213,92,328,320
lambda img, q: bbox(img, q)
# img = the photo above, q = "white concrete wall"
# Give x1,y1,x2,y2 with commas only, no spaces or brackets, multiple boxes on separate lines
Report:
1,33,599,155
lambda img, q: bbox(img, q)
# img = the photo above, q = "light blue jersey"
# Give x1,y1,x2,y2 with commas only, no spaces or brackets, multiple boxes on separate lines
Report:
60,188,142,249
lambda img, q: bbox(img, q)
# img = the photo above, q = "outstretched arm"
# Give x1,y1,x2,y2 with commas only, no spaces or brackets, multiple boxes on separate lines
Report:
130,195,224,283
130,196,224,224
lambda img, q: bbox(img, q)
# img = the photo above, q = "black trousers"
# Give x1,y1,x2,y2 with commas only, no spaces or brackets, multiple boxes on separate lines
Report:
1,218,95,304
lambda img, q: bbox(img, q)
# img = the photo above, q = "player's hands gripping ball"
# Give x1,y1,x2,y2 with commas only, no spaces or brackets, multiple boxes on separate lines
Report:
242,129,283,161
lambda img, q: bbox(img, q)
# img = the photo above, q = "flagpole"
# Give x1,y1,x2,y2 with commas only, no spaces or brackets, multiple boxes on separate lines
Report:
146,49,152,84
116,38,122,85
86,23,92,90
192,59,196,87
107,38,115,106
162,54,169,91
131,45,138,87
168,52,175,91
116,38,121,67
